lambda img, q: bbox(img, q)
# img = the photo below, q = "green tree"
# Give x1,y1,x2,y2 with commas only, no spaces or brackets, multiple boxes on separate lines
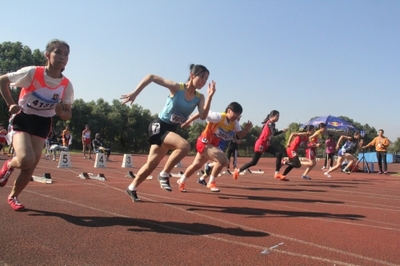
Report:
0,41,46,125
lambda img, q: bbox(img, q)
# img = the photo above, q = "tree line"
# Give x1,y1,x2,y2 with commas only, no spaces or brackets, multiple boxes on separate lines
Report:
1,41,400,156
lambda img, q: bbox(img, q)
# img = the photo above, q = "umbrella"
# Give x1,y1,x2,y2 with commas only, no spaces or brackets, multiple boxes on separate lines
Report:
300,115,358,135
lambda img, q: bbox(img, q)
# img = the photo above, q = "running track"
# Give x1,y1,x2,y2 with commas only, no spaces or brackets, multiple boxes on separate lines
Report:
1,154,399,266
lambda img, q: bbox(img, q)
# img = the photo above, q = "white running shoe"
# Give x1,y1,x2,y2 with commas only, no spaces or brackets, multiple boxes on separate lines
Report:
324,172,332,178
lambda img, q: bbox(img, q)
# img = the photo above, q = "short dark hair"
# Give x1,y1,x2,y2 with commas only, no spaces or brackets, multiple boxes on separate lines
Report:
225,102,243,114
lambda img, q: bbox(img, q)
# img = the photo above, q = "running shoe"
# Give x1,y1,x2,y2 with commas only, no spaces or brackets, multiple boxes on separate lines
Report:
197,178,207,186
324,172,332,178
377,171,382,174
384,171,388,175
126,188,141,202
177,179,186,192
0,159,14,187
302,175,311,180
342,169,351,174
321,166,326,170
157,175,172,191
274,173,289,181
233,168,239,180
204,163,212,176
8,196,25,211
207,181,220,192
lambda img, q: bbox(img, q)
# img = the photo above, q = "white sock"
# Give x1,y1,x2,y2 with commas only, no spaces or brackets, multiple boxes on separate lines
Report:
274,171,278,175
128,184,136,191
160,171,169,178
179,175,187,183
209,175,215,183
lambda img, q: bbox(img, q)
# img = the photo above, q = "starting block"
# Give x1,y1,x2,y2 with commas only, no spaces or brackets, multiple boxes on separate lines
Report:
79,172,106,181
126,171,135,178
125,171,153,180
247,169,265,174
170,171,184,178
31,173,53,184
121,154,133,168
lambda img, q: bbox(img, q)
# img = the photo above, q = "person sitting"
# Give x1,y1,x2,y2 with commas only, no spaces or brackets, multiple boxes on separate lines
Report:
92,133,111,161
47,131,68,161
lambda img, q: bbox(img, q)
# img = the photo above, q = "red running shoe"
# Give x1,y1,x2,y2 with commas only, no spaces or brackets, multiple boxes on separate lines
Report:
8,196,25,211
274,173,289,181
0,159,14,187
233,168,239,180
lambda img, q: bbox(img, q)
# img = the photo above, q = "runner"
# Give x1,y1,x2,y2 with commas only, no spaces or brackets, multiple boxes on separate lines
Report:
233,110,287,180
324,131,362,178
121,64,215,202
177,102,252,192
0,39,74,211
274,125,316,181
301,123,326,180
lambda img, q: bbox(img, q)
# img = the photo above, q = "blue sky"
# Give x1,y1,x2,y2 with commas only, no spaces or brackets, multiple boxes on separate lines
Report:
3,0,399,141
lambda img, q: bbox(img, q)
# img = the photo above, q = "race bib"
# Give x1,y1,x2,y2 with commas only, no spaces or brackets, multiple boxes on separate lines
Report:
151,123,160,135
170,113,186,124
214,128,234,141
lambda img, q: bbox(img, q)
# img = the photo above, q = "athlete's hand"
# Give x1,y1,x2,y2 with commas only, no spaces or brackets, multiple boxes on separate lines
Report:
244,120,253,131
207,81,216,98
120,92,138,105
181,120,191,129
8,104,22,114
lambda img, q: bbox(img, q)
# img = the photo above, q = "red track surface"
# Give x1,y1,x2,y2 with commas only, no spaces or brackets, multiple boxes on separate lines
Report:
1,153,400,265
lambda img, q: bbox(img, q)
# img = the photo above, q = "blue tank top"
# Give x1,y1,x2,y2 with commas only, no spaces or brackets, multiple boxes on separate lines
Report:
158,83,201,124
339,138,357,154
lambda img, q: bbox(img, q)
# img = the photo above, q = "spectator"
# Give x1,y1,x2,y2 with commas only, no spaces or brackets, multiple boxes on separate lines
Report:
92,133,111,161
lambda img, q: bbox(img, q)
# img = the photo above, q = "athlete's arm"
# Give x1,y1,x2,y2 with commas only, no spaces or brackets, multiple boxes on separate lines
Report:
197,80,215,120
0,75,22,114
120,74,180,105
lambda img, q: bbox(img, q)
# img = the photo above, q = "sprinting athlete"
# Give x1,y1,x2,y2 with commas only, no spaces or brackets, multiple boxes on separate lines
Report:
121,64,215,202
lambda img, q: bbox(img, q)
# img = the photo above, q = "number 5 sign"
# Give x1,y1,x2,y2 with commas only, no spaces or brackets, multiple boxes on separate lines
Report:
58,151,72,168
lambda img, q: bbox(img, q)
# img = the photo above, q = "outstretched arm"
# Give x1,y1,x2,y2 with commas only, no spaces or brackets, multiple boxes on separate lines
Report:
120,74,180,105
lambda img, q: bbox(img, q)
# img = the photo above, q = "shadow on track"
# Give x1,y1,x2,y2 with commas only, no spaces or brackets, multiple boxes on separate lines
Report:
27,209,269,237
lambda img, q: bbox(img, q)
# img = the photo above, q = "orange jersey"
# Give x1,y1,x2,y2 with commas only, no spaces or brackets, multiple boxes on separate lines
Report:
199,112,238,147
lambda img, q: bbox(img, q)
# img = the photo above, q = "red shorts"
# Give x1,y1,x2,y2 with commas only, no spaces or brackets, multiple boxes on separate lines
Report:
305,148,316,160
286,147,297,159
196,136,219,154
83,138,91,145
254,139,268,153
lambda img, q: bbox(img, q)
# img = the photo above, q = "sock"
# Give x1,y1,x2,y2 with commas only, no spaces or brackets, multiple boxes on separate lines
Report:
274,171,278,175
160,171,169,178
199,176,205,181
209,175,215,183
128,184,136,191
179,175,187,183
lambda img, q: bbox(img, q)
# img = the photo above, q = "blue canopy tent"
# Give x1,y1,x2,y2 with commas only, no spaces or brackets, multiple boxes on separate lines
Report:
299,115,358,135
